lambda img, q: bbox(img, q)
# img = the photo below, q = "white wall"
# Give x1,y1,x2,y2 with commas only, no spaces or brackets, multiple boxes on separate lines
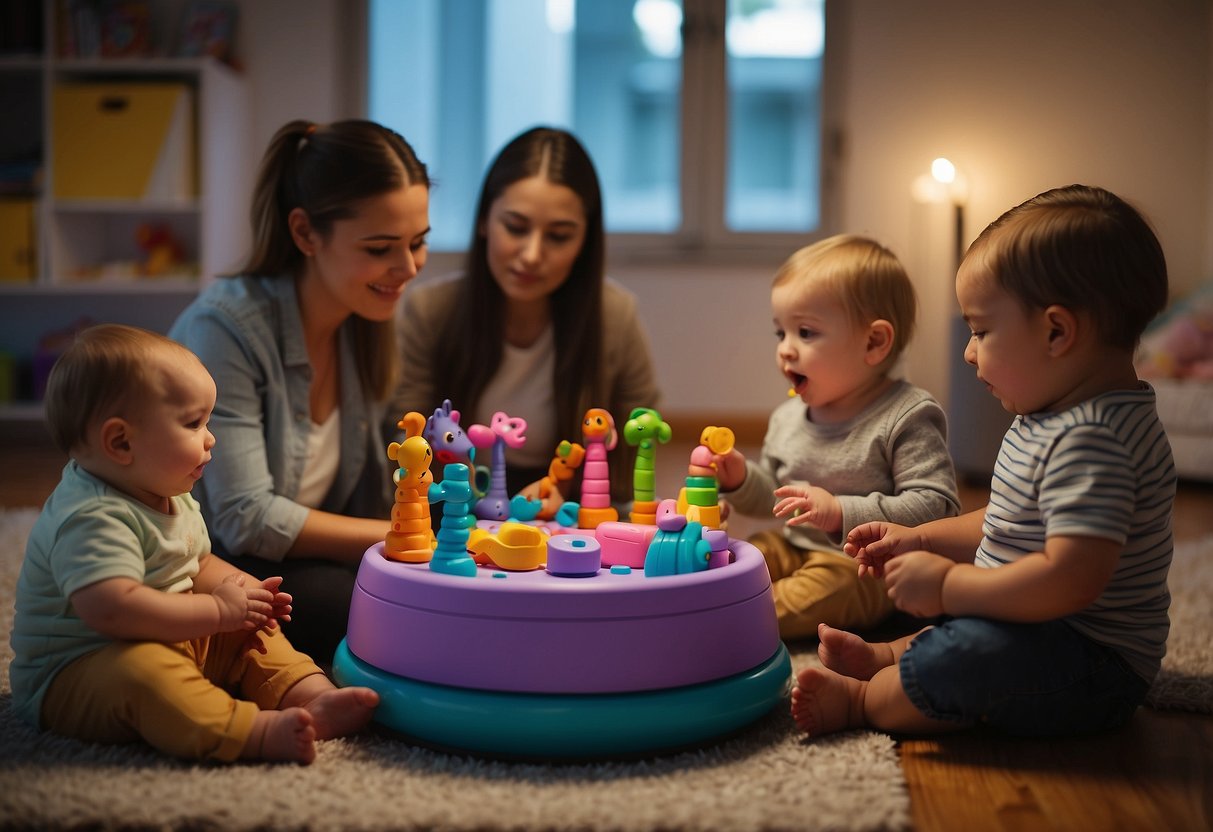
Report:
233,0,1213,422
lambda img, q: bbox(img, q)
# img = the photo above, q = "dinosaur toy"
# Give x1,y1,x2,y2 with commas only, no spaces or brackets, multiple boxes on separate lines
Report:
623,407,671,525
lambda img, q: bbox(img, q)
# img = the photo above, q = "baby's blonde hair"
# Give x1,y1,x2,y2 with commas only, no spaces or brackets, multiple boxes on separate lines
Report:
773,234,917,367
44,324,197,453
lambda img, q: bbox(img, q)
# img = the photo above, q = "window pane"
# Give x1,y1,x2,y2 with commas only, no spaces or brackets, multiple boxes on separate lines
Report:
725,0,823,232
576,0,681,233
369,0,682,249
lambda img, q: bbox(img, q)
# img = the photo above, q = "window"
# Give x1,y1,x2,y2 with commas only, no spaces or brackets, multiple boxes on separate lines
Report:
366,0,830,257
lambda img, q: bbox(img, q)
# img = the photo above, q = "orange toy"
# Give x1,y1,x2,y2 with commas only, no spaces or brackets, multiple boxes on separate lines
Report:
384,411,436,562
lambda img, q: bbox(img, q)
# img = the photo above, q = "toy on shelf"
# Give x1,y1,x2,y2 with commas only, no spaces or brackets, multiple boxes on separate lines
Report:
675,425,735,529
136,222,187,278
427,462,477,577
520,439,586,520
383,412,436,563
468,411,528,520
577,407,619,529
623,407,671,525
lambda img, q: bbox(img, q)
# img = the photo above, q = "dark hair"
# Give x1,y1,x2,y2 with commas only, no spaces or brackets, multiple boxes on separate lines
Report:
241,119,430,398
966,184,1168,349
439,126,606,443
45,324,195,453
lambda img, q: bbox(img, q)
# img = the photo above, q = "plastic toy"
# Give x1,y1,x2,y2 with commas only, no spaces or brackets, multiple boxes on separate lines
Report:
546,534,601,577
468,521,548,571
427,462,477,577
468,411,528,520
334,533,790,758
644,498,712,577
136,222,186,277
383,412,436,563
522,440,586,520
595,520,657,568
577,407,618,529
623,407,671,525
331,409,789,759
423,398,476,468
675,425,734,529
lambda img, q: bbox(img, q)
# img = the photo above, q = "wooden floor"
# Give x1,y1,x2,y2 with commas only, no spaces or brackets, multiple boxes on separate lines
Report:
2,422,1211,831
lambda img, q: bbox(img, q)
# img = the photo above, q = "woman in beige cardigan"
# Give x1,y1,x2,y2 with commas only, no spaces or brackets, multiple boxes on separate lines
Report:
392,127,660,504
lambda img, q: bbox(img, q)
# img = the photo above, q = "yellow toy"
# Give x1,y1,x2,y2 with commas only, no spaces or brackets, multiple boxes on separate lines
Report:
467,522,549,571
675,425,734,529
384,411,437,563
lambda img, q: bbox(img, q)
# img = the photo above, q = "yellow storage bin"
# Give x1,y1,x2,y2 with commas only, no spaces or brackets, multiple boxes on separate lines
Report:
0,198,37,282
52,82,196,201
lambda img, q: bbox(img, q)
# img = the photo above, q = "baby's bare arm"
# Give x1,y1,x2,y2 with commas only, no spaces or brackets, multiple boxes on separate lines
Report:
71,573,274,642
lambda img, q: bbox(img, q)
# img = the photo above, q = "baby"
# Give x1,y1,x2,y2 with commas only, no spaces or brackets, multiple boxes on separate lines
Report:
715,235,959,639
795,185,1175,739
9,324,379,763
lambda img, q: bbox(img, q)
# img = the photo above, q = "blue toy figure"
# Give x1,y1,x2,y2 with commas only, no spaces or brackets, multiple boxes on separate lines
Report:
428,462,478,577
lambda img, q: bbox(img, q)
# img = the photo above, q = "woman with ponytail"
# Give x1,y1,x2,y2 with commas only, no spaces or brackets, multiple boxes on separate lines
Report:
171,120,430,664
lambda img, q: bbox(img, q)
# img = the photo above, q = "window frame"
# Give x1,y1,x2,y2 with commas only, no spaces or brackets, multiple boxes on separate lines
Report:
344,0,843,268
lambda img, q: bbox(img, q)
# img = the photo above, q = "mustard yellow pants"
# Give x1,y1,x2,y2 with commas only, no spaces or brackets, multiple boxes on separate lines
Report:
41,625,324,762
748,529,893,640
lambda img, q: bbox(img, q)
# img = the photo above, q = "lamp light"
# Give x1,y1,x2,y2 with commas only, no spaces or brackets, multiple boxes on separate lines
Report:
913,157,968,269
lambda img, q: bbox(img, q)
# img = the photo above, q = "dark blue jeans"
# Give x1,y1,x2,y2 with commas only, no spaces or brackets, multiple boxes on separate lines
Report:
900,617,1150,736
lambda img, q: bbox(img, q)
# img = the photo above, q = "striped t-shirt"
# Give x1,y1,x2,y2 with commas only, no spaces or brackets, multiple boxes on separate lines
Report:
976,384,1176,682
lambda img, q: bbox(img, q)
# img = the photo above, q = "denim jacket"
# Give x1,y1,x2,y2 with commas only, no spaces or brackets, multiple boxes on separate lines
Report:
169,275,395,561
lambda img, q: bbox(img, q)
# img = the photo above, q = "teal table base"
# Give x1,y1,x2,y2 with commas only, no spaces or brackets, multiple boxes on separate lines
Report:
333,639,792,759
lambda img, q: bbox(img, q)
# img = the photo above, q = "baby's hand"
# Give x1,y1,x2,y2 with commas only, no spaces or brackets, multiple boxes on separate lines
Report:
772,483,842,533
211,573,274,633
258,576,293,626
885,551,954,618
843,522,923,578
712,449,747,492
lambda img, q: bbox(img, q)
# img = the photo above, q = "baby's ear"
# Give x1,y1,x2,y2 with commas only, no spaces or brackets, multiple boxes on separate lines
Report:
99,417,134,464
1044,305,1079,356
864,319,895,365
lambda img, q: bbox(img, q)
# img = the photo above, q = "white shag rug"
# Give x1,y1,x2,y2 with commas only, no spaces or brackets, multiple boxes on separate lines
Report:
0,508,909,832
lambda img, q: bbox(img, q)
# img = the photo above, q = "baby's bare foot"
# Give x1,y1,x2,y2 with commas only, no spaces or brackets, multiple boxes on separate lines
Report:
303,686,380,740
246,707,316,764
790,666,865,737
817,623,892,681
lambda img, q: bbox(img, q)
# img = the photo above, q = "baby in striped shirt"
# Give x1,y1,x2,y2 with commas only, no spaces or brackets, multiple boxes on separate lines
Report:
791,184,1176,739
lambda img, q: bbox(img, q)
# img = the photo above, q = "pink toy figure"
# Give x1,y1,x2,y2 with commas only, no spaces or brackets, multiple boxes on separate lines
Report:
577,407,618,529
384,412,436,562
468,411,528,521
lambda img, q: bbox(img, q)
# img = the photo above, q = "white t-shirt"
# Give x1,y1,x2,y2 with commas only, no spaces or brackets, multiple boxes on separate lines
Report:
297,407,341,508
475,326,556,468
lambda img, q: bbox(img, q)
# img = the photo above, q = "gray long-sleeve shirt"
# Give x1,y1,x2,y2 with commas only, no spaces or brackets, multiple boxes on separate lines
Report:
726,380,960,553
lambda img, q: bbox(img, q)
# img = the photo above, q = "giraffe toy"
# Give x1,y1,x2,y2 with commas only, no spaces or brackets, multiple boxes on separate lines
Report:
384,411,436,563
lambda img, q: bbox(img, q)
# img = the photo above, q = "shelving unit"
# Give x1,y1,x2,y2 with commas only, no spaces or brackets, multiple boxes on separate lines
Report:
0,0,251,419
